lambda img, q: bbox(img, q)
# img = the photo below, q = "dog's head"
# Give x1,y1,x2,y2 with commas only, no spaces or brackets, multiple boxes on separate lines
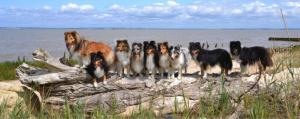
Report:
230,41,242,56
132,42,143,57
64,31,81,51
145,41,157,56
158,42,169,56
188,42,201,58
116,39,130,52
90,51,105,69
169,46,181,61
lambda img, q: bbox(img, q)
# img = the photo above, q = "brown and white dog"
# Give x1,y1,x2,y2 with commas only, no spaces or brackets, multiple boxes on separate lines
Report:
115,40,131,78
157,42,171,78
130,42,144,77
64,31,116,68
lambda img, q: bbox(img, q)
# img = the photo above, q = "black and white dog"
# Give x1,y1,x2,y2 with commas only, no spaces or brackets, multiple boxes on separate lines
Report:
130,42,144,77
144,41,159,78
85,51,109,87
230,41,273,79
169,45,191,79
189,42,232,78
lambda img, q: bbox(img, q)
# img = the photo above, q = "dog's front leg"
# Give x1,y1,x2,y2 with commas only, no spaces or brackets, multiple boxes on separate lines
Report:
126,65,130,78
116,62,122,77
178,64,182,80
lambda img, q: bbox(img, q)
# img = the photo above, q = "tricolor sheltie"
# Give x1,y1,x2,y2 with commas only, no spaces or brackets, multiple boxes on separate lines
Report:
189,42,232,78
230,41,273,79
115,40,131,78
130,42,144,77
144,41,159,78
85,52,109,87
169,46,191,79
64,31,115,68
157,42,171,78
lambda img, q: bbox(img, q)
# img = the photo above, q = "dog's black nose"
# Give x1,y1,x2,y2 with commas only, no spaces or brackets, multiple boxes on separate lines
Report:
161,52,163,54
120,50,123,52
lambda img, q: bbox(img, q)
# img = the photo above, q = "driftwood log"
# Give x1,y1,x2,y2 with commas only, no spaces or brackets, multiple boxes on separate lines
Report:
16,49,298,118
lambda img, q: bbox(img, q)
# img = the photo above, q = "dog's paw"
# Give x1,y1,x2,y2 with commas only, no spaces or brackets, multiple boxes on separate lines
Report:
103,81,107,85
93,82,98,88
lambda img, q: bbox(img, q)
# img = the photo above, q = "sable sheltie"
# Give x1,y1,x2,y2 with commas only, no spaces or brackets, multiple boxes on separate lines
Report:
230,41,273,79
189,42,232,78
64,31,115,68
169,46,191,79
130,42,144,77
157,42,171,78
144,41,159,78
115,40,131,78
85,52,109,87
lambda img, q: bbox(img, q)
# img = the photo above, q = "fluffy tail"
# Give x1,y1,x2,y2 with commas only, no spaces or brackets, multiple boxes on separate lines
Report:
266,56,273,67
227,59,233,70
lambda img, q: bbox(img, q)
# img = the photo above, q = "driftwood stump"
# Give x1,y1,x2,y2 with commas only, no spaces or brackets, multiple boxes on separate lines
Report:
15,49,299,117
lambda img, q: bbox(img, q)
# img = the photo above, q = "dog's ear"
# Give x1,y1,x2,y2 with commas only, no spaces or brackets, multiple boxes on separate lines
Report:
163,42,169,47
195,42,201,47
175,46,180,51
236,41,241,45
97,51,103,56
116,40,121,44
189,42,194,46
71,31,77,36
90,53,96,58
138,43,143,49
143,41,148,45
169,46,173,51
64,32,70,36
150,41,156,45
131,43,136,48
124,39,129,44
157,43,162,47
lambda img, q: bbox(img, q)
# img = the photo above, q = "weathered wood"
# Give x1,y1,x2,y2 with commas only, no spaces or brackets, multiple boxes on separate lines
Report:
15,49,300,117
268,37,299,42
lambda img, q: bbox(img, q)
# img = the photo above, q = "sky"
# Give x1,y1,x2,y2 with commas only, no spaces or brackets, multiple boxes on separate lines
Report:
0,0,299,29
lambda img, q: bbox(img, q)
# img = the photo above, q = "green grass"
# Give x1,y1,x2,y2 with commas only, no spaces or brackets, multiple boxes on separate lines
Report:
0,59,78,81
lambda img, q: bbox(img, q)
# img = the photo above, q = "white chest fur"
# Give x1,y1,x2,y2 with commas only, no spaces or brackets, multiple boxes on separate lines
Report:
146,56,155,70
171,53,184,69
116,52,130,67
233,55,241,63
131,55,144,73
94,67,105,78
159,55,170,69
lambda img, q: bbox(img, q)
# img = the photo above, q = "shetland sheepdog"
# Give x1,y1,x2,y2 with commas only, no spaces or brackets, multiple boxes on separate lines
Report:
157,42,171,78
64,31,116,68
230,41,273,79
169,46,191,79
189,42,232,78
144,41,159,78
115,40,131,78
130,42,144,77
85,52,109,87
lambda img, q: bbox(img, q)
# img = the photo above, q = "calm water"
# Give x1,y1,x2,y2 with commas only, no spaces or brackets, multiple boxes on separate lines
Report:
0,29,299,61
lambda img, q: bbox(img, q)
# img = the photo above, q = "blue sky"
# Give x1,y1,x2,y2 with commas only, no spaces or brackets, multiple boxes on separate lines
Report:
0,0,299,29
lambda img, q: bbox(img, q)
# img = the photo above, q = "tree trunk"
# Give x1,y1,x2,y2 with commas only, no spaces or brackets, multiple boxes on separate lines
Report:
16,49,299,117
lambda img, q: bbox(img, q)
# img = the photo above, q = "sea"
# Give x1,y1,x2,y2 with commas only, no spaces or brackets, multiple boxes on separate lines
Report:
0,29,299,61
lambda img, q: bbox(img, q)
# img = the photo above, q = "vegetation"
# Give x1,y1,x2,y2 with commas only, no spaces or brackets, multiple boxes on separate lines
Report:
0,59,77,81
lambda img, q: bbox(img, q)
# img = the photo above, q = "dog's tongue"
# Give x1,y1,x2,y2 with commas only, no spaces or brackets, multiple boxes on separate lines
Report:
67,44,71,50
94,64,98,68
135,54,138,57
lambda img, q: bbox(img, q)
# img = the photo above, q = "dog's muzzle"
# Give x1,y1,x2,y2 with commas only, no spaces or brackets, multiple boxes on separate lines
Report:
66,43,72,50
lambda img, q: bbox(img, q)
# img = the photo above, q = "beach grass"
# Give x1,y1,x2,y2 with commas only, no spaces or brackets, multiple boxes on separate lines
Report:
0,59,78,81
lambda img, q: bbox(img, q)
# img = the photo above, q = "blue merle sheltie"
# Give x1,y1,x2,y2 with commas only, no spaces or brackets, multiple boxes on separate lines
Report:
169,45,191,79
130,42,144,77
230,41,273,79
144,41,159,78
157,42,171,78
85,51,109,87
189,42,232,78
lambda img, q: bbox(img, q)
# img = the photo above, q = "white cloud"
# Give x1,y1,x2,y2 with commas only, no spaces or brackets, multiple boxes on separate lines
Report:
272,4,278,7
194,1,201,3
0,5,4,9
9,6,19,10
43,6,52,10
154,3,164,6
167,1,180,6
61,3,94,12
109,4,124,11
282,2,300,7
97,14,113,19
